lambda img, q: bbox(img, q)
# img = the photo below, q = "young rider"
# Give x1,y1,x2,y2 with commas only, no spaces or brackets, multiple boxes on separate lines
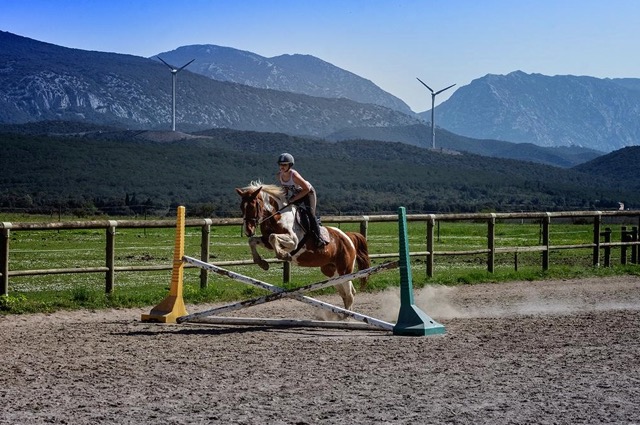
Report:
276,153,328,247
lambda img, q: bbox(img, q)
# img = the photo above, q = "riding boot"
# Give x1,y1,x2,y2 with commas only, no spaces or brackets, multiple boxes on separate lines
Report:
310,214,328,247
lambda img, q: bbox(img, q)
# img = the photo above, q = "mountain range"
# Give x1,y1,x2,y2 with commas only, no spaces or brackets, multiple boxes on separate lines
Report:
429,71,640,152
155,43,640,153
1,30,638,157
154,44,414,115
0,31,418,136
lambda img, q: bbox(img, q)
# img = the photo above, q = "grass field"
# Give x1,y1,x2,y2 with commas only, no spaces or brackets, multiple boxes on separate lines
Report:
1,214,639,314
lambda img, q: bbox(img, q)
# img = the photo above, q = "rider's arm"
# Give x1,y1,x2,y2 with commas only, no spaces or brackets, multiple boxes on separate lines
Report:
289,171,311,204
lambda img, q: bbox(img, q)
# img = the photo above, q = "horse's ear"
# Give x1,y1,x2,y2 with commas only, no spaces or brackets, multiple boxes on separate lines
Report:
249,187,262,199
235,188,244,196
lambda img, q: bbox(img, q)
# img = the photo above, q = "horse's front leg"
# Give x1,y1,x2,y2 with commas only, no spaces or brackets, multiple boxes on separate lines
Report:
248,236,270,271
269,233,297,261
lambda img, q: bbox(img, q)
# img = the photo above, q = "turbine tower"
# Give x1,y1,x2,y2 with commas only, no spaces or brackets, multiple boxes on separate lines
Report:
157,57,195,131
417,78,455,149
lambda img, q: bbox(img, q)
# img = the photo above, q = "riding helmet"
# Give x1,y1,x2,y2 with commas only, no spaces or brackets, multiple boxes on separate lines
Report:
278,153,295,166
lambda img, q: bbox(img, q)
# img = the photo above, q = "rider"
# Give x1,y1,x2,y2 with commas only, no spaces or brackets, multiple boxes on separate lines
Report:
276,153,328,248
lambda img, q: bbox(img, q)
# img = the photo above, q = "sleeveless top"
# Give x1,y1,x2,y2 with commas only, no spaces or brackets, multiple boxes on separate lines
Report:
279,170,302,201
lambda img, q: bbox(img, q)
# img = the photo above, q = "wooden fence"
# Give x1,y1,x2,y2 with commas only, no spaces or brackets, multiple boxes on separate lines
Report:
2,210,640,296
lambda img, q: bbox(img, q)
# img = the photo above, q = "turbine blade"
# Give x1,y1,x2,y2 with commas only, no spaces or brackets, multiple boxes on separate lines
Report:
157,56,175,70
435,83,456,95
177,59,195,72
416,77,434,93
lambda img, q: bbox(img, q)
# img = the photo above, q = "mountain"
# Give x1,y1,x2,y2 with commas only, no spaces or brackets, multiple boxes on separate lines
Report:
608,78,640,92
1,125,636,216
326,124,603,167
4,30,636,163
424,71,640,152
0,31,419,135
153,44,414,115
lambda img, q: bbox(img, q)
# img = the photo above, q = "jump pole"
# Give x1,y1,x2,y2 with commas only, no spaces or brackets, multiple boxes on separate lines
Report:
187,316,384,330
177,256,398,330
393,206,445,336
141,206,188,323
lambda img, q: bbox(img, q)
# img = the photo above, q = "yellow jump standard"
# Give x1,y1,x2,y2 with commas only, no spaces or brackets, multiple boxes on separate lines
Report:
141,206,188,323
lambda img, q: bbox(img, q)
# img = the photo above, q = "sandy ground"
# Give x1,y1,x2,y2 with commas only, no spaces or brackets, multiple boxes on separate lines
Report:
2,276,640,424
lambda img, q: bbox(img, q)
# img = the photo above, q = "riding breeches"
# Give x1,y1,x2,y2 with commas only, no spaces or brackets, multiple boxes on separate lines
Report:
295,186,317,217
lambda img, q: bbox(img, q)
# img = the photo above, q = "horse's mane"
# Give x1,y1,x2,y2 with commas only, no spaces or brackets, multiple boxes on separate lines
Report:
242,180,287,207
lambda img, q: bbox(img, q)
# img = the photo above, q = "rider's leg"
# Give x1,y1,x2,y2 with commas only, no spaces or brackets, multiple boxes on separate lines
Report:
308,188,317,216
304,190,327,247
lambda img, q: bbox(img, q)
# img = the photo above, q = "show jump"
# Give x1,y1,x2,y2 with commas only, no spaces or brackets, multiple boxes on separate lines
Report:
142,206,445,336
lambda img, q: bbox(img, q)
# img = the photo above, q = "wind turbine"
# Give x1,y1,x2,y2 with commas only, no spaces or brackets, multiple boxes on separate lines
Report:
157,57,195,131
417,78,456,149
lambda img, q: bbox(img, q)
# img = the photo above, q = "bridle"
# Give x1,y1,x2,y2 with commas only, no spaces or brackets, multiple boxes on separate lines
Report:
240,185,289,236
241,195,263,236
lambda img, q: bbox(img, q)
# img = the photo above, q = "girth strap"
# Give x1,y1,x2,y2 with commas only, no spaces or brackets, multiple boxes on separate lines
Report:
289,234,309,257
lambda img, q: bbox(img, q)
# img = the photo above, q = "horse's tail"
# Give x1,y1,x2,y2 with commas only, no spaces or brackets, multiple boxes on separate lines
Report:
348,231,371,290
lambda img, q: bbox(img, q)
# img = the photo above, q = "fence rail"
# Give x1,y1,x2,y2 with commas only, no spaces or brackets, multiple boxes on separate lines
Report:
2,210,640,296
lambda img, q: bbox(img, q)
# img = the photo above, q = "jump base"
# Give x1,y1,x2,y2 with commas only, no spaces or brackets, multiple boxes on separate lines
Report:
188,316,388,331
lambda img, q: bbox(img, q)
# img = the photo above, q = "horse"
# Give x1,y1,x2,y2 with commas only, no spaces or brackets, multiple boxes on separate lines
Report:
235,181,370,311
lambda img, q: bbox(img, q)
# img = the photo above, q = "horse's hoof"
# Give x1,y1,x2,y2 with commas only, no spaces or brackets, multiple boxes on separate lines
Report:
275,251,292,262
258,260,270,271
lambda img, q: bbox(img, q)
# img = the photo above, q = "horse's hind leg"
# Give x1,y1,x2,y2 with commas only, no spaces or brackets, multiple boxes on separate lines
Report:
320,264,355,313
334,281,355,311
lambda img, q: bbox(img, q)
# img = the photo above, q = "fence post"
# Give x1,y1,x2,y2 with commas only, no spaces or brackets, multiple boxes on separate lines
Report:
487,214,495,273
105,222,117,293
632,226,638,264
283,261,291,284
593,213,602,267
200,220,212,288
359,216,368,239
542,214,550,271
602,228,611,267
1,227,10,296
621,226,629,265
426,216,435,278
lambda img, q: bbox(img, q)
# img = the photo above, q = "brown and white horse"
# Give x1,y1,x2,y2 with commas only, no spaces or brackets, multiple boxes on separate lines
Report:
235,181,370,311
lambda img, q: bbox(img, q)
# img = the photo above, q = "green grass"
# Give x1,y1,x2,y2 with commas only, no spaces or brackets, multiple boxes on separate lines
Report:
2,216,639,314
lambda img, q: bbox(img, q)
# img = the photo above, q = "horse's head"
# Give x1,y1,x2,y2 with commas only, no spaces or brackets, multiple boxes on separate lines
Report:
236,186,263,237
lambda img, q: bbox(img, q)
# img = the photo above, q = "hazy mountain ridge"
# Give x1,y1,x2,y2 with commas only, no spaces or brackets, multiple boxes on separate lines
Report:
429,71,640,152
326,124,603,167
0,31,419,134
154,44,414,115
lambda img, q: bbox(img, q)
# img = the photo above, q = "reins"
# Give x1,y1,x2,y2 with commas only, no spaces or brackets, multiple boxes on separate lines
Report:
257,204,291,225
241,187,289,229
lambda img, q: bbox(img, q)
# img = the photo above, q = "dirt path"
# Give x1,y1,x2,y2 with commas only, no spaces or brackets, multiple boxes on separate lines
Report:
2,277,640,424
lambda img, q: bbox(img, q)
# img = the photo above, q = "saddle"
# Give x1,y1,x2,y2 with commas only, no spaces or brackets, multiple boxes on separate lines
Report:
293,205,328,250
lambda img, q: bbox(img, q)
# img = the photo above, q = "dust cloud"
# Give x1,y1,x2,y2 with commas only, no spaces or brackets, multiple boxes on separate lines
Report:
374,281,640,321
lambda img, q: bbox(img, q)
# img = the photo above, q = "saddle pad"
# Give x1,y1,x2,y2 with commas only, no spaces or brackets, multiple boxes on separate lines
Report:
319,226,330,241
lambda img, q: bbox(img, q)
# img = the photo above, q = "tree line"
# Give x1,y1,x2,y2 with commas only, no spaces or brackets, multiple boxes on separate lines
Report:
0,129,635,218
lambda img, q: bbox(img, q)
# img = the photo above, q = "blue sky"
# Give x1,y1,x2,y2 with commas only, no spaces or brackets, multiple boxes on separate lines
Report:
2,0,639,112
